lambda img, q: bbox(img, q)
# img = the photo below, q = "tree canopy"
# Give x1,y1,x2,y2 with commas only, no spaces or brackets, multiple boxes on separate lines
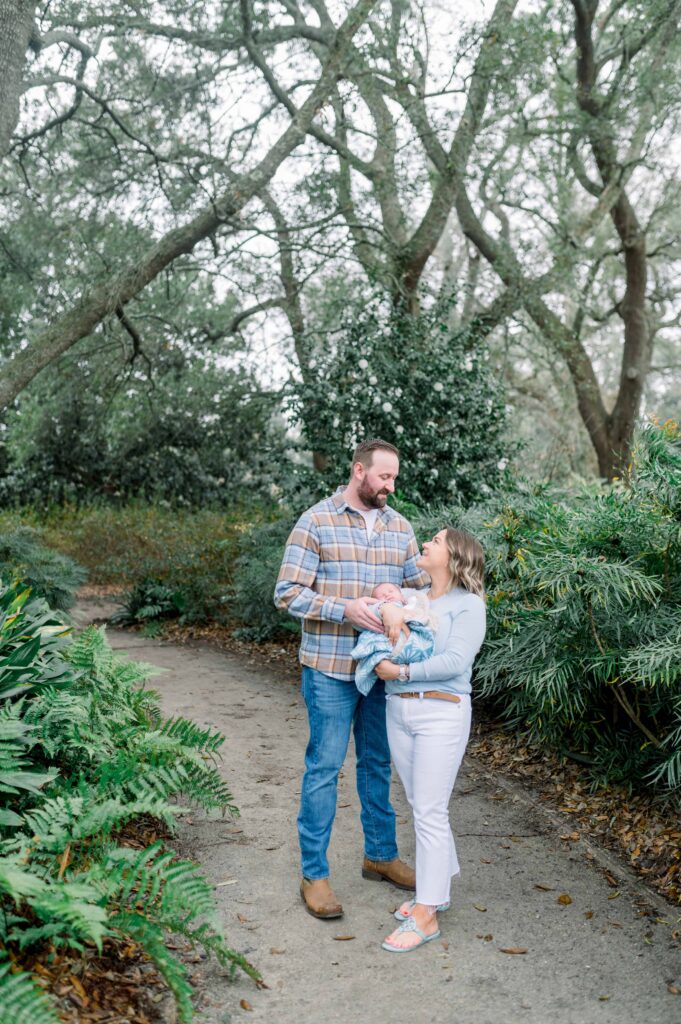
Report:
0,0,679,492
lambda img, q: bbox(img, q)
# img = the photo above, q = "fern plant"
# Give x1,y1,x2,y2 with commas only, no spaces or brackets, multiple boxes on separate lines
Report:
0,582,256,1021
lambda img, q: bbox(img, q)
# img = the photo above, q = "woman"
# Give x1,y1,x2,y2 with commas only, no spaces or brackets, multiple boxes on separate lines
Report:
374,526,486,953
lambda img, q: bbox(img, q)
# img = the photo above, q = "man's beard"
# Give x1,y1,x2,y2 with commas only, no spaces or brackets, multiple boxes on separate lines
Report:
358,479,389,509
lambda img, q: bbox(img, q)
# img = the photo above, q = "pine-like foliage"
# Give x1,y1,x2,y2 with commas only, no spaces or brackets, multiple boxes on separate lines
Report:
0,526,86,611
0,582,256,1021
455,420,681,795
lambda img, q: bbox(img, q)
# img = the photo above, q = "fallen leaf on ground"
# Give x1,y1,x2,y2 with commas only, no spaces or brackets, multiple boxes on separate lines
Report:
237,913,250,923
215,879,238,887
333,935,355,941
270,947,286,955
500,947,528,955
240,998,253,1011
480,858,492,864
604,872,619,887
534,883,554,891
607,891,621,900
483,934,494,942
557,894,573,905
560,832,580,841
584,911,594,919
474,904,487,912
667,983,680,995
598,995,611,1001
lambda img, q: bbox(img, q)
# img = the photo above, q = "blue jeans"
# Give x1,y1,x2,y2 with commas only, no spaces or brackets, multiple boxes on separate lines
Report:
298,666,399,880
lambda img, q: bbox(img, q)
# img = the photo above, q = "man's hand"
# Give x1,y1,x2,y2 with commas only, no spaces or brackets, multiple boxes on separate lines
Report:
343,597,382,632
374,659,401,681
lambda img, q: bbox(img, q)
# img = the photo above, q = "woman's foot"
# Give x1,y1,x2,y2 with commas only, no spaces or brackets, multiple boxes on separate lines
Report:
383,903,440,951
394,897,450,921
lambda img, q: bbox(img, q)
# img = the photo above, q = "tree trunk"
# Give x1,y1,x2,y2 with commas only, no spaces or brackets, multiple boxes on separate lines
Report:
571,0,658,476
0,0,37,156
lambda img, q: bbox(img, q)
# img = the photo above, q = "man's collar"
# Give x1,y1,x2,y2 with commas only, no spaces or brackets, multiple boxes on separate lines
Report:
331,487,391,517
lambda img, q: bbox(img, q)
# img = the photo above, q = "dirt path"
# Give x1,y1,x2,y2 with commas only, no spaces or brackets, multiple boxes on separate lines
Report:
76,603,681,1024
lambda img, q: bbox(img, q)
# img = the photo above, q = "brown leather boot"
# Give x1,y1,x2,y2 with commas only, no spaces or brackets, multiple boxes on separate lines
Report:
300,877,344,919
362,857,416,891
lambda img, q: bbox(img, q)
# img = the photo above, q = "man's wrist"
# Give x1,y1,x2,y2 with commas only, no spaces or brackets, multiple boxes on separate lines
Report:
397,664,410,682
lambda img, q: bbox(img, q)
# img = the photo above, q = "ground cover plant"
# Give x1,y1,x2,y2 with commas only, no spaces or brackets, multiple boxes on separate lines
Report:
0,503,273,624
0,582,258,1023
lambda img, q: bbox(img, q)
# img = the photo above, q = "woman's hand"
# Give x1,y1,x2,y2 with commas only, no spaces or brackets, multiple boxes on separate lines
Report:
379,604,409,647
374,659,401,681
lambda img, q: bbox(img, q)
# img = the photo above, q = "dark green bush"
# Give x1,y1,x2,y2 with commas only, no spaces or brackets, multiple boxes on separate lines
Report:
110,578,187,626
227,517,301,641
0,525,86,610
462,420,681,797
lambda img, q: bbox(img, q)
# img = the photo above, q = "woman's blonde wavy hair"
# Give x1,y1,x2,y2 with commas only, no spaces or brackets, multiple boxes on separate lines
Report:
444,527,485,598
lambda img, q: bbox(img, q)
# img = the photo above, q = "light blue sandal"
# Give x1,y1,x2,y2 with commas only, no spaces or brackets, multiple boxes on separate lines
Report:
381,916,441,953
394,899,450,921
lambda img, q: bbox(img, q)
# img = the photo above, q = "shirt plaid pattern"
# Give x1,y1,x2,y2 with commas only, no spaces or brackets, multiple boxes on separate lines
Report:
274,490,429,680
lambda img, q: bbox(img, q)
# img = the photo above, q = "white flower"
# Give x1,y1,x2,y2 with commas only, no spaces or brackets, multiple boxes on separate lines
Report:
497,458,508,471
332,416,340,428
369,375,378,385
382,401,393,413
395,424,404,434
394,387,403,397
309,358,317,369
433,381,444,392
430,468,439,478
463,358,473,372
358,358,369,370
373,395,381,404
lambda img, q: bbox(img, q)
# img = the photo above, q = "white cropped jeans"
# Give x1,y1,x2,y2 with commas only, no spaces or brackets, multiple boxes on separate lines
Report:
386,693,472,906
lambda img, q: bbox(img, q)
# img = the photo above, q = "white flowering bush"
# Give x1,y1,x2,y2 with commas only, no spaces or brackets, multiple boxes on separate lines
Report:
286,298,510,505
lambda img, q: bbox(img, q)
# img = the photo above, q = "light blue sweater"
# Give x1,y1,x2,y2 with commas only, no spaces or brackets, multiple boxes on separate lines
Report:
384,587,486,697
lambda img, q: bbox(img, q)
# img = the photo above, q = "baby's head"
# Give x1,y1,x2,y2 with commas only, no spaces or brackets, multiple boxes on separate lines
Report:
372,582,403,603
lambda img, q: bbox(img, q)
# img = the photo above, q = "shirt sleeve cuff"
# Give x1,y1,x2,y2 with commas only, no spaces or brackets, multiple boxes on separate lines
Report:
323,598,347,623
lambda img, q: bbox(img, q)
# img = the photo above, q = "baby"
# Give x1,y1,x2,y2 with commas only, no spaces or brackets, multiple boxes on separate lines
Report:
351,582,437,695
370,582,437,654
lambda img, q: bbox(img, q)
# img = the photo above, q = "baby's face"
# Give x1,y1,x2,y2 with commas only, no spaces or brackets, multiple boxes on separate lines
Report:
373,583,403,603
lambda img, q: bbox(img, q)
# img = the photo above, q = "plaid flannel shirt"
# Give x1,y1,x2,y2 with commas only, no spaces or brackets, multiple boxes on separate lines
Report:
274,490,429,680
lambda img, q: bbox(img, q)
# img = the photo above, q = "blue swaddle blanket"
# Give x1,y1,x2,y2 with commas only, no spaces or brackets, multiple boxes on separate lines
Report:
352,620,435,696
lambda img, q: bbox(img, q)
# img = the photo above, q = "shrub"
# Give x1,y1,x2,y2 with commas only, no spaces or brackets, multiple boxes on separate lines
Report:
456,420,681,797
285,295,511,506
0,526,86,610
0,582,257,1021
227,517,301,641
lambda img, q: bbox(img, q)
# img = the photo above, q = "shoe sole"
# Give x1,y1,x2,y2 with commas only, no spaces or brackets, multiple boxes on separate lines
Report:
362,868,416,891
382,929,441,953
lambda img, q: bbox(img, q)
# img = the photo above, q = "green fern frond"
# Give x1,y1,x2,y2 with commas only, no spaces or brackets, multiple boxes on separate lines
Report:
108,911,193,1023
0,960,61,1024
160,717,224,753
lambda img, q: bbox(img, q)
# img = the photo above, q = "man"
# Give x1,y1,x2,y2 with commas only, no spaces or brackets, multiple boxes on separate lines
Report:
274,438,429,919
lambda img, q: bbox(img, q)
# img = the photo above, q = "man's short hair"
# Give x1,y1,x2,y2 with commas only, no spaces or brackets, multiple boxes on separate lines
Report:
352,438,399,468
